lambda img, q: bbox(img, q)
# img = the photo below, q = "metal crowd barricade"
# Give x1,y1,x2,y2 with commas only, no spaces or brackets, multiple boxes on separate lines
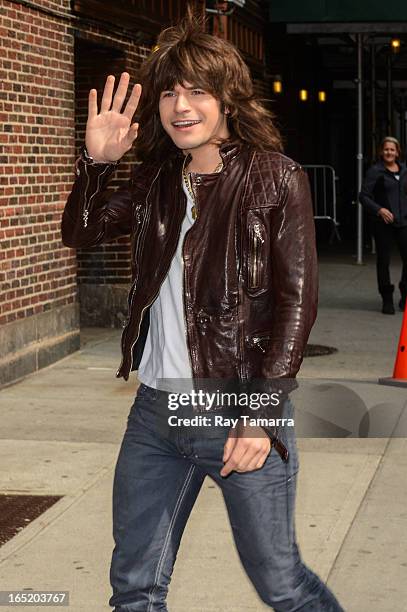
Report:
302,165,341,243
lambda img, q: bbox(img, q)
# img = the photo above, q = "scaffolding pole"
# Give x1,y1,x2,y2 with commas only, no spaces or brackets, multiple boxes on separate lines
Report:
356,33,364,265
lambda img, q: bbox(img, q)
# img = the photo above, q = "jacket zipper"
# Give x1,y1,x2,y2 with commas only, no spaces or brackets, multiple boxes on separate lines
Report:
82,163,91,228
181,182,199,400
239,150,256,383
252,229,259,287
117,166,188,377
246,331,288,461
249,222,264,289
127,215,186,376
116,167,162,376
82,164,111,228
248,332,271,353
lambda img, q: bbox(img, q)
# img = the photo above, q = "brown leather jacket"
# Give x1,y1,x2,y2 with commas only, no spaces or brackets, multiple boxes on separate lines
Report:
61,142,318,460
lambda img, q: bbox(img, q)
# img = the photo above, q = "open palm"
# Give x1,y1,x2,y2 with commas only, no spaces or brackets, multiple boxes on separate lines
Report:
86,72,142,163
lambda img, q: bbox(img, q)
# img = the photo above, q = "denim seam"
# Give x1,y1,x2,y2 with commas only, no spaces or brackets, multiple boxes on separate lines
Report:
146,464,196,612
286,465,292,549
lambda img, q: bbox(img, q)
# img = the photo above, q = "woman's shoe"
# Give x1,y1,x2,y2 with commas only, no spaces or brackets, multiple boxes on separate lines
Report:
380,285,395,314
399,282,406,311
382,299,395,314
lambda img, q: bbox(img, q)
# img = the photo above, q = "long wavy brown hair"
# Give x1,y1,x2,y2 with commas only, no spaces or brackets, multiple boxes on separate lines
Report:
135,9,283,162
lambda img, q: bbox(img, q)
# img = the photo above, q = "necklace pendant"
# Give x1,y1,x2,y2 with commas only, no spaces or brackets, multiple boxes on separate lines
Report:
191,205,197,220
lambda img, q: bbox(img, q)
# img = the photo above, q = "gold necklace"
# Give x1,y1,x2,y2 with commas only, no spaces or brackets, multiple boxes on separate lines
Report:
182,158,223,220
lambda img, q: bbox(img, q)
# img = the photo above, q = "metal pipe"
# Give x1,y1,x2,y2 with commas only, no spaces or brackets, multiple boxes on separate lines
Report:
401,105,407,156
402,105,407,153
356,33,364,265
387,52,393,134
371,43,376,161
205,7,236,15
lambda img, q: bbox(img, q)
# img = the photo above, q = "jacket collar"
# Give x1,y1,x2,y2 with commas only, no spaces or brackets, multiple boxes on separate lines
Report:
377,158,407,175
170,140,244,170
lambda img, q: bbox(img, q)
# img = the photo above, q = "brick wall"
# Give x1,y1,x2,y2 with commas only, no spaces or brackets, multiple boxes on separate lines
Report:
0,0,79,385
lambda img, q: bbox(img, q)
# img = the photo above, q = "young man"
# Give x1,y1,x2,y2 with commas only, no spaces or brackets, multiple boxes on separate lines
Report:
62,14,343,612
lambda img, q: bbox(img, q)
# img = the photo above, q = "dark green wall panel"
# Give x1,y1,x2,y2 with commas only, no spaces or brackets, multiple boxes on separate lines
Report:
270,0,407,23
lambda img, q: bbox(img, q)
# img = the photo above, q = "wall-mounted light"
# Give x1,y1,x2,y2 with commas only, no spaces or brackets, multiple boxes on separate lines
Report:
318,90,327,103
299,89,308,102
391,38,401,53
272,76,283,94
205,0,245,15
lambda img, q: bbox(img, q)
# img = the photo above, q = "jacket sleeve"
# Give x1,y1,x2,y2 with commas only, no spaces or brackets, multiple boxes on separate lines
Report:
61,154,135,249
359,166,381,215
262,165,318,385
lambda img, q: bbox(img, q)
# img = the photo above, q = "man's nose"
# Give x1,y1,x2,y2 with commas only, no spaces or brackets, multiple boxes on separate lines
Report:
174,94,191,113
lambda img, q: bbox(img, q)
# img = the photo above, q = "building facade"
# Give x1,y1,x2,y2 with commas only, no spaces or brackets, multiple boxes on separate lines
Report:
0,0,271,385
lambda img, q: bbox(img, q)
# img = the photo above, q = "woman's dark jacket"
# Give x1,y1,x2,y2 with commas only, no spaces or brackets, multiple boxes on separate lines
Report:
359,159,407,227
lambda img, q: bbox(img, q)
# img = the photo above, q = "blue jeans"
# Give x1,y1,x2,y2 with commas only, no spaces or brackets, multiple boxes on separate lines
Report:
109,383,343,611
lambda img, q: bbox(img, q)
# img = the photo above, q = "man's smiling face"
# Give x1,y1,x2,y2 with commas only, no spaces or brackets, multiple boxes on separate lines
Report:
158,81,229,153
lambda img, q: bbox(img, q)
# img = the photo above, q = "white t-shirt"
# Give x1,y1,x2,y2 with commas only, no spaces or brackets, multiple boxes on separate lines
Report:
137,180,195,392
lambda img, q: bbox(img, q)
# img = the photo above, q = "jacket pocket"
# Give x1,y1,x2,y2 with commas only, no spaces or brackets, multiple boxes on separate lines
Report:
245,211,268,296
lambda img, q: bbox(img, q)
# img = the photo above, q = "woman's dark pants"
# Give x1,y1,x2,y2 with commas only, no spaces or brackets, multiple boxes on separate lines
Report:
372,218,407,296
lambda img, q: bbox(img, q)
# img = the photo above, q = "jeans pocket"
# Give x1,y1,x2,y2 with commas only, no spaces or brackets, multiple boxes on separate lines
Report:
127,385,150,422
136,383,157,402
127,385,162,437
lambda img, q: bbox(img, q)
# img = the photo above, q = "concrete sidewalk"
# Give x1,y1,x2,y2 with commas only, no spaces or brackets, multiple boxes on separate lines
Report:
0,253,406,611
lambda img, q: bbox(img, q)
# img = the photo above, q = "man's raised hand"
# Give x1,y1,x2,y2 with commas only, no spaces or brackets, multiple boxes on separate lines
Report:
85,72,142,163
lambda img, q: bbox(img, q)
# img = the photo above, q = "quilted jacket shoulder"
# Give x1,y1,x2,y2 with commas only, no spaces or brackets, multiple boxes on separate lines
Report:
243,149,303,209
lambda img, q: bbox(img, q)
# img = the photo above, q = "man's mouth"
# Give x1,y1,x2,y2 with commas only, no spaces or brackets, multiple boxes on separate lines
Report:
171,120,202,129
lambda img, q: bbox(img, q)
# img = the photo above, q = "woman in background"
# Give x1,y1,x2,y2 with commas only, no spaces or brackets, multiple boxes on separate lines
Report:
360,136,407,314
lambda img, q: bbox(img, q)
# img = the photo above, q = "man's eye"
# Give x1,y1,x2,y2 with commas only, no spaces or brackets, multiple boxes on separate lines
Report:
192,89,205,95
161,92,174,98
